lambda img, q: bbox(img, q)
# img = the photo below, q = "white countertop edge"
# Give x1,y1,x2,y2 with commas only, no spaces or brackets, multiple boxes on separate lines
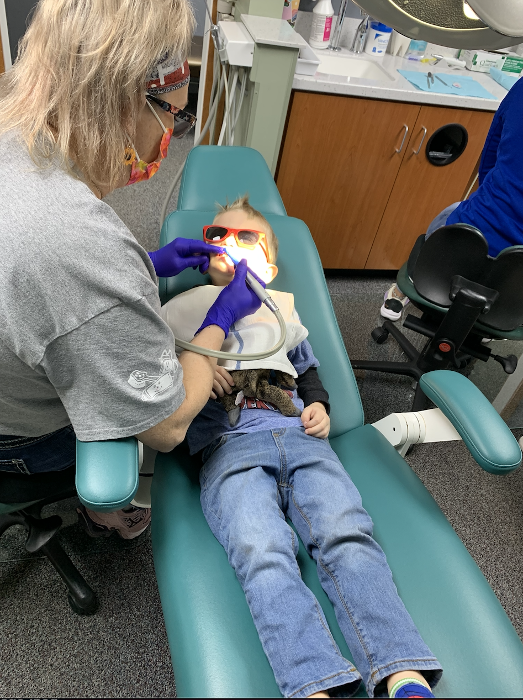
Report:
241,14,307,50
292,74,502,111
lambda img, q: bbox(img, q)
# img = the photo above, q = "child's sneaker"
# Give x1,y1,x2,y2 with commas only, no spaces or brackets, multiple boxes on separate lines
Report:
381,284,409,321
77,503,151,540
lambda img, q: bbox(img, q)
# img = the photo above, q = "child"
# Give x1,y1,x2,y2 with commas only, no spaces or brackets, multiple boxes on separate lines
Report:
163,196,443,699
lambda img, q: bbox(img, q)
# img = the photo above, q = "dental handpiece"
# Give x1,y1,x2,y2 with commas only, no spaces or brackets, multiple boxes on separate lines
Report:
172,251,287,360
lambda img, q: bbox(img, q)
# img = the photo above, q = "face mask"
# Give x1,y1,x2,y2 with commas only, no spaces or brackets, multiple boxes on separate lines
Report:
124,100,173,186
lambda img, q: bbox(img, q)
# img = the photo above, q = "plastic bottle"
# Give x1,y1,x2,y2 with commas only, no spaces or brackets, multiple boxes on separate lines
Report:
364,21,392,57
309,0,334,50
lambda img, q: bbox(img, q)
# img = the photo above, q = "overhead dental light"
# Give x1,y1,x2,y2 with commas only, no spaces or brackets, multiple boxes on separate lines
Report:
352,0,523,49
462,2,479,21
468,0,523,38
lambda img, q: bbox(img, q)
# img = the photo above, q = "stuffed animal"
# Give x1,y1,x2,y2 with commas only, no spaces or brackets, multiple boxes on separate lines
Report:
218,368,301,427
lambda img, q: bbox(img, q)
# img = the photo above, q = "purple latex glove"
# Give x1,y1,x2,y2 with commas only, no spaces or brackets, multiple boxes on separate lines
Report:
196,259,264,338
148,238,224,277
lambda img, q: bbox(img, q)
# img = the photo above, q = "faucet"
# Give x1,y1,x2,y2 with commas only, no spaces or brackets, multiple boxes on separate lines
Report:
349,12,370,53
328,0,368,53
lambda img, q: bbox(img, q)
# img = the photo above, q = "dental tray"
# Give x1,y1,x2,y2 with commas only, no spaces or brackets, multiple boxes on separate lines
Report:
398,69,497,99
295,42,320,76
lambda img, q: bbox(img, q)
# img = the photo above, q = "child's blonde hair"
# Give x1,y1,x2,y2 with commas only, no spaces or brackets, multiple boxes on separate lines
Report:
216,195,279,264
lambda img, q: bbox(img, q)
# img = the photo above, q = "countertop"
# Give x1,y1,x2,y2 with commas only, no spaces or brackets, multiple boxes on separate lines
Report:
287,13,508,112
293,50,507,111
292,48,507,112
239,12,508,111
241,14,308,50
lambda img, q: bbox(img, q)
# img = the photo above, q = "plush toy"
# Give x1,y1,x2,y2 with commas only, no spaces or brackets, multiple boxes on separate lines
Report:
218,369,302,427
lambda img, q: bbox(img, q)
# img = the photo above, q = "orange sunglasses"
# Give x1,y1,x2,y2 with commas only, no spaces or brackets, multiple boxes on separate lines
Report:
203,225,269,263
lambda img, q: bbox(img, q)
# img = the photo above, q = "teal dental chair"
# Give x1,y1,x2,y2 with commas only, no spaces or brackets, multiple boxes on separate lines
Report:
151,146,523,697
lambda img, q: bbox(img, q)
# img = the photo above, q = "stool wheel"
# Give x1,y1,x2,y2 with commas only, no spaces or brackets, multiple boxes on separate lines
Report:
371,327,389,345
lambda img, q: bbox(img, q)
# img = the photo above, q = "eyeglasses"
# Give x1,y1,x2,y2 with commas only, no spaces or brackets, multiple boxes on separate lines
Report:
146,94,197,139
203,225,270,263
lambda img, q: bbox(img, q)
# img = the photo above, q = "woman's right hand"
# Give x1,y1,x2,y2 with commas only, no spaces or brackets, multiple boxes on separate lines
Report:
196,259,263,337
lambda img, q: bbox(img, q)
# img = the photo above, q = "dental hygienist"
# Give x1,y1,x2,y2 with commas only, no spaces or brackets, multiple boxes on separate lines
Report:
0,0,260,539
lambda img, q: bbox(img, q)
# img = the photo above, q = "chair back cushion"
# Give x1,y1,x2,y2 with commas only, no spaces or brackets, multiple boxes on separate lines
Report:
411,224,523,331
160,210,364,437
483,245,523,330
177,146,287,216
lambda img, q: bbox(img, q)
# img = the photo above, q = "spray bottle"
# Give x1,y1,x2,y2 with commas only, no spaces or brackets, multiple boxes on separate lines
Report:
309,0,334,50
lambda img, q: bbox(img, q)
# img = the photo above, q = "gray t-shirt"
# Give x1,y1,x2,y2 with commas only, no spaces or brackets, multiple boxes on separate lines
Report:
0,132,185,440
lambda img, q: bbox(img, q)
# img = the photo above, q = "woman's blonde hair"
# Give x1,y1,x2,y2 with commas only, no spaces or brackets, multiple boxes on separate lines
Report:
0,0,194,189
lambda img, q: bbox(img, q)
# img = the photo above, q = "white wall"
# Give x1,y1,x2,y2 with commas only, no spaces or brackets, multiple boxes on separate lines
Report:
0,0,209,66
192,0,208,36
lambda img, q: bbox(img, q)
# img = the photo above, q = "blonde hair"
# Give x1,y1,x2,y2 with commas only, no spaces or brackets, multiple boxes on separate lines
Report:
216,195,279,264
0,0,194,189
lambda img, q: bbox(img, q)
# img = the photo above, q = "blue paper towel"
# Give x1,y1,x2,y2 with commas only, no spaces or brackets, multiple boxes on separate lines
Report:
398,70,497,100
489,67,520,91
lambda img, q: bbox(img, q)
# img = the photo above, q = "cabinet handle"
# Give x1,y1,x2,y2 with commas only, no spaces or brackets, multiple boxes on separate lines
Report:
395,124,409,153
413,126,428,155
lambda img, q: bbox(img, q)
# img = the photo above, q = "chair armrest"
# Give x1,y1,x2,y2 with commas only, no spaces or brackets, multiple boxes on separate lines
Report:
76,438,139,512
419,371,522,474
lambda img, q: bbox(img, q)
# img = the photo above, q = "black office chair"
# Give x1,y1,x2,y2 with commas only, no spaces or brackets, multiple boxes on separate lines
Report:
352,224,523,411
0,467,99,614
0,434,139,614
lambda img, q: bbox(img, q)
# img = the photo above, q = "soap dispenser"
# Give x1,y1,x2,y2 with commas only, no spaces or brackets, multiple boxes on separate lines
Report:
309,0,334,50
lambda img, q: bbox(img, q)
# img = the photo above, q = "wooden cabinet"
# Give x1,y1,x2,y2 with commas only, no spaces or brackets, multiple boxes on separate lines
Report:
366,105,493,268
276,90,493,269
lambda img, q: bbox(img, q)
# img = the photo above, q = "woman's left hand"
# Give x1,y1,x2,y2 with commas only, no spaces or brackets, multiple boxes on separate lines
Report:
148,238,224,277
301,402,330,439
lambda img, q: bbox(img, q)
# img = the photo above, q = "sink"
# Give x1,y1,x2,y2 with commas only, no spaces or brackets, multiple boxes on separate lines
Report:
317,54,394,82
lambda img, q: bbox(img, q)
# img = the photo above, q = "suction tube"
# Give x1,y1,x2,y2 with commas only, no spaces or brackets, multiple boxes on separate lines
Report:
174,253,287,361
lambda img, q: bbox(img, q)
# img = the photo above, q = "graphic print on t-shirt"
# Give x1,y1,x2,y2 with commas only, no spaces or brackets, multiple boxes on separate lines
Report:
128,350,179,402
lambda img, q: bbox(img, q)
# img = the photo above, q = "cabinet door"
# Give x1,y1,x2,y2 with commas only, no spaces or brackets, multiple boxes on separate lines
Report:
276,91,420,268
365,105,493,269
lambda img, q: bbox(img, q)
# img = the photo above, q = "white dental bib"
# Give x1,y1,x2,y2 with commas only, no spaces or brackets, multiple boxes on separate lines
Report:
160,286,308,377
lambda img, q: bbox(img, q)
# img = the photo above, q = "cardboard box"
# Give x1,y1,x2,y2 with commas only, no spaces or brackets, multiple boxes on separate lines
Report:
495,54,523,75
458,49,499,72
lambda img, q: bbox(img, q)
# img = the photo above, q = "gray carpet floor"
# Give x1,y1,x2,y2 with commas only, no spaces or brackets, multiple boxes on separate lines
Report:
1,135,523,698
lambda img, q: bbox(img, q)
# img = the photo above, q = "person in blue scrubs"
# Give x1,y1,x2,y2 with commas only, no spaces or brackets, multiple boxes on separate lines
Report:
381,76,523,321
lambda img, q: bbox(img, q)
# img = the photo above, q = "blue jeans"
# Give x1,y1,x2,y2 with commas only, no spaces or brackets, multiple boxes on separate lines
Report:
0,425,76,474
425,202,461,238
200,428,442,698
